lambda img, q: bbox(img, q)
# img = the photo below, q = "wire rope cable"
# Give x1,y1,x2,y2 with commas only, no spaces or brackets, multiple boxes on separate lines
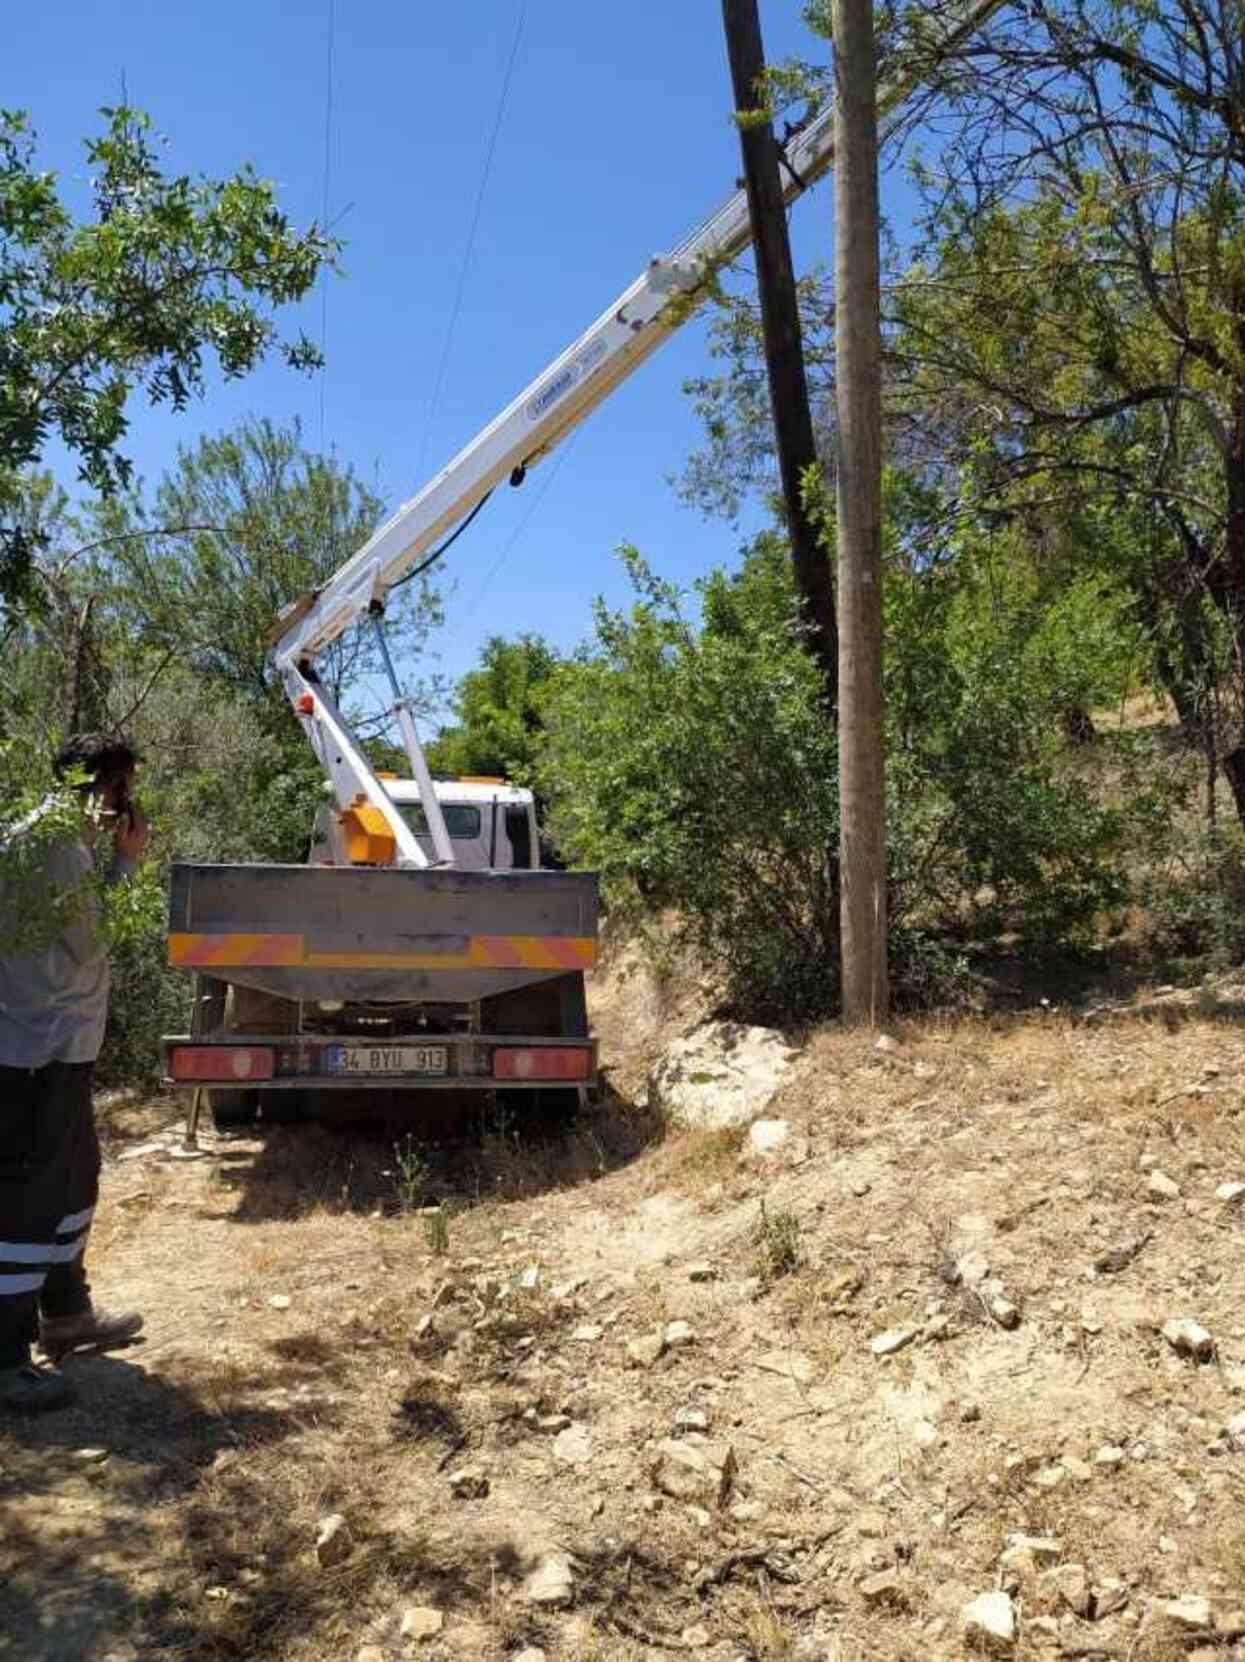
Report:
317,0,337,455
415,1,528,480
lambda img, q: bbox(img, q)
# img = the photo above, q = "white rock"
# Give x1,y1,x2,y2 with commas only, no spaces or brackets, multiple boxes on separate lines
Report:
990,1296,1020,1329
1043,1562,1091,1617
117,1142,163,1162
999,1536,1061,1574
681,1624,712,1649
1162,1317,1215,1360
314,1513,352,1568
268,1294,291,1310
664,1319,697,1348
399,1606,444,1640
551,1274,588,1300
552,1424,592,1466
1148,1170,1181,1200
522,1551,575,1606
571,1323,603,1343
961,1590,1015,1651
1094,1444,1126,1469
649,1022,799,1129
871,1327,917,1358
513,1650,548,1662
1224,1411,1245,1443
748,1118,792,1155
517,1265,540,1291
73,1447,109,1464
1095,1580,1129,1618
874,1033,900,1054
651,1438,737,1505
675,1407,710,1434
1152,1594,1212,1632
625,1330,666,1368
859,1570,903,1604
956,1251,991,1288
1216,1181,1245,1204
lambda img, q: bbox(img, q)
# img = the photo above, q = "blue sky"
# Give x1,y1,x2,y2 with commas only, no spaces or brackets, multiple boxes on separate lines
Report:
8,1,899,715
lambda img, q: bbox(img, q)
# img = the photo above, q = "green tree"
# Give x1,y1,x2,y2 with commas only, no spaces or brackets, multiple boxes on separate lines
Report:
427,633,560,784
0,104,332,606
96,417,443,725
887,0,1245,818
543,541,843,1018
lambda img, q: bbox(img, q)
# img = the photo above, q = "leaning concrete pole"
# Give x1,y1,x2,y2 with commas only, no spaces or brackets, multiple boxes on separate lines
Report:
833,0,888,1024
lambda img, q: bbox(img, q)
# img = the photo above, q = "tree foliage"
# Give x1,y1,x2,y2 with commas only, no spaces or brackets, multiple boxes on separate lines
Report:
0,105,333,605
95,417,443,722
426,633,559,784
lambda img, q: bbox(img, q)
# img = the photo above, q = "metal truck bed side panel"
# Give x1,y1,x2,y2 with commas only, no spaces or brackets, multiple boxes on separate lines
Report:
167,863,599,1003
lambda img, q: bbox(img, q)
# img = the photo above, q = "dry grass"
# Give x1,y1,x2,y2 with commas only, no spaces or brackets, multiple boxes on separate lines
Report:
5,976,1245,1659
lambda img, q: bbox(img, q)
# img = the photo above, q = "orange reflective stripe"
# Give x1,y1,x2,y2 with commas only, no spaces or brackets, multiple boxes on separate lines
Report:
169,933,596,971
169,933,304,967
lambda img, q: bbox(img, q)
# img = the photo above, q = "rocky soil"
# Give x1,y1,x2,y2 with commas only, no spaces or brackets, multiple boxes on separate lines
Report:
2,960,1244,1660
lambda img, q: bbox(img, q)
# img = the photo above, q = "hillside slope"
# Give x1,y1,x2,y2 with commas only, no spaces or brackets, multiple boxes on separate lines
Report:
2,969,1244,1661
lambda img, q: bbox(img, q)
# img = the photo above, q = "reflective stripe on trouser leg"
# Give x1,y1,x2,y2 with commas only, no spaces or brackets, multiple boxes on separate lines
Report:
1,1061,88,1365
0,1195,94,1269
36,1064,99,1322
0,1271,48,1296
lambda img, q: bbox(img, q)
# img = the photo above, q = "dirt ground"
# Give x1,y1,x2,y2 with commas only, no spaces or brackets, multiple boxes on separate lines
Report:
2,955,1244,1661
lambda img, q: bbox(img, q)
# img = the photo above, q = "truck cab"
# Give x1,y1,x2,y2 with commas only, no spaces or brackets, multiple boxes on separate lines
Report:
309,777,540,873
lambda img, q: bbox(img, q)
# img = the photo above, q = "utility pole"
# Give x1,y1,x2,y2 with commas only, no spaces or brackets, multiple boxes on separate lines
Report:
833,0,887,1024
721,0,838,711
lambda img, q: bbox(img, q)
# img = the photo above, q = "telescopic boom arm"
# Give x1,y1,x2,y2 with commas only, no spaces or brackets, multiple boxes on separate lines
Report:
273,0,1003,868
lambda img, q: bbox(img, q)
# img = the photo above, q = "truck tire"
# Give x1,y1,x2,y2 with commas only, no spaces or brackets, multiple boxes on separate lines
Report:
260,1092,307,1125
496,1085,581,1135
208,1089,259,1130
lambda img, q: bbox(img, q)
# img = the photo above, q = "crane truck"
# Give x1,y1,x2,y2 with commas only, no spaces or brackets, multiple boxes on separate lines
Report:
162,0,1001,1134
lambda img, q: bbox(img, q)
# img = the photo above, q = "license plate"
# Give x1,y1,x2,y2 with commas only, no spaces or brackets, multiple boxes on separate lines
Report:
323,1044,448,1077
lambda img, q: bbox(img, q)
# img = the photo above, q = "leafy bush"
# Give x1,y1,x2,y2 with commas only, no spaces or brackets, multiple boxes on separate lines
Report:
543,542,841,1021
1137,824,1245,967
540,531,1145,1022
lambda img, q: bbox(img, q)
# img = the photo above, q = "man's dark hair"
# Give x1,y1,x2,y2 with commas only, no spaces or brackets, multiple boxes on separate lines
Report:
54,732,140,793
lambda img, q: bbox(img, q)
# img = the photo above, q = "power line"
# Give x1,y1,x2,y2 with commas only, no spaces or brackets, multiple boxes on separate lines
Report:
318,0,337,455
416,0,528,480
454,438,576,635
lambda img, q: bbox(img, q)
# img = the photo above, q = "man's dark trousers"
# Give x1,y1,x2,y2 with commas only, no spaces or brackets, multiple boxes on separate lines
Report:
0,1061,98,1368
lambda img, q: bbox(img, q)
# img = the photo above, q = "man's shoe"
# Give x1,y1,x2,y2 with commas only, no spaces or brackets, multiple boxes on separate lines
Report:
0,1362,76,1414
40,1306,145,1361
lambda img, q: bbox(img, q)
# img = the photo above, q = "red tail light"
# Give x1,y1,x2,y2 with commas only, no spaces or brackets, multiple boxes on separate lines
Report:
170,1046,275,1082
493,1047,591,1082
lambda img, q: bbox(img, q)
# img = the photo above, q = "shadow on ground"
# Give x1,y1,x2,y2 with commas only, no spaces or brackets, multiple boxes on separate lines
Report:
0,1340,587,1660
198,1084,667,1226
0,1352,299,1660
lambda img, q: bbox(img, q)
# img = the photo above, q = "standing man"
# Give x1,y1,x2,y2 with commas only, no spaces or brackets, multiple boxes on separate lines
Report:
0,733,150,1413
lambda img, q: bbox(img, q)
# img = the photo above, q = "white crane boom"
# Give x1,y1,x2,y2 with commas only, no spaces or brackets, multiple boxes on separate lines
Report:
275,0,1003,868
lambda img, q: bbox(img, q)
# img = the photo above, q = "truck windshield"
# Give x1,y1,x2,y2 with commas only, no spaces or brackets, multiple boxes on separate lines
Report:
399,804,483,840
